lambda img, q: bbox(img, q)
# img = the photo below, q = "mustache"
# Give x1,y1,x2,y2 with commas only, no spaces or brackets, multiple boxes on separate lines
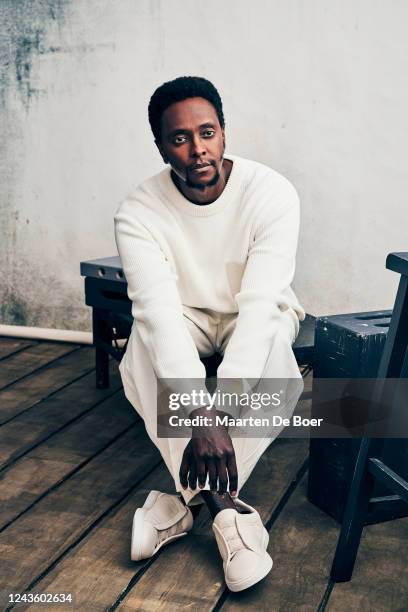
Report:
188,161,215,171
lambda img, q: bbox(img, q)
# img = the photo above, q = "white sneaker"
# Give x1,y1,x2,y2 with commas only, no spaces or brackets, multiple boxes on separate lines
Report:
212,499,273,592
131,491,193,561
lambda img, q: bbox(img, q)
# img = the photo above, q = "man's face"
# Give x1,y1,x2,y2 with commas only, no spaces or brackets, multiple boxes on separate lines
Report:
157,96,225,190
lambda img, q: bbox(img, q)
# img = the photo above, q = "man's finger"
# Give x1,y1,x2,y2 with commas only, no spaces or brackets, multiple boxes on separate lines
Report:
197,458,207,489
217,457,228,495
207,458,218,491
227,453,238,496
188,462,197,490
179,450,190,489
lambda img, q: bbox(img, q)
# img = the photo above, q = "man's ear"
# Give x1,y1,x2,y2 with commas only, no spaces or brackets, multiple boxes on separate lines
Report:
155,139,168,164
221,129,226,151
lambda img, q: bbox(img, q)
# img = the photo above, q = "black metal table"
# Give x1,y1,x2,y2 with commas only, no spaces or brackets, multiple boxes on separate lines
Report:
80,256,316,388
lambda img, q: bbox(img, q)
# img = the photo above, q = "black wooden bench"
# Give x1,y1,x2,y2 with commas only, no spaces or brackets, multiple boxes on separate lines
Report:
80,256,316,388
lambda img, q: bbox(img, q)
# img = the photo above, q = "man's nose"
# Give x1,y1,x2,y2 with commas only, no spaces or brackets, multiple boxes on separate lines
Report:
190,135,206,157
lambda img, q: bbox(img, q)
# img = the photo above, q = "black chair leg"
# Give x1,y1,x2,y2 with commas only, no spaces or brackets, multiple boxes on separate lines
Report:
331,437,375,582
330,255,408,584
93,308,111,389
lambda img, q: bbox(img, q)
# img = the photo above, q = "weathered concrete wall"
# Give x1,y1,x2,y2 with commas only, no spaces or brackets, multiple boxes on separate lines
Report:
1,0,407,330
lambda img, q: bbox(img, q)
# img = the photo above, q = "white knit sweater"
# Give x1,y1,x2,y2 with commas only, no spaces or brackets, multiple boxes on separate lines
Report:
114,154,305,386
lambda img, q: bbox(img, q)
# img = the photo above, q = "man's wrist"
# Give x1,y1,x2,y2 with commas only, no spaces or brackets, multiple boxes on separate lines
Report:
189,406,231,437
189,405,216,418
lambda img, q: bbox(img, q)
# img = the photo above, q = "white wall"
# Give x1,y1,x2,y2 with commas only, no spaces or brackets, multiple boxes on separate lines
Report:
1,0,407,330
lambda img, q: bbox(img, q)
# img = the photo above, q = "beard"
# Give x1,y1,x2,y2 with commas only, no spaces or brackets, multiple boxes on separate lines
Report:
185,168,221,190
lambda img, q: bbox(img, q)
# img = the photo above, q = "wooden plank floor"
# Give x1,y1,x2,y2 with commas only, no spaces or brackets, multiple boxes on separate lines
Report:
0,338,406,612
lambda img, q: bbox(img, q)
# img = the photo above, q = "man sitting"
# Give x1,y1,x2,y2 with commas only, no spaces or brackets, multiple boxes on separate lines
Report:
114,75,305,592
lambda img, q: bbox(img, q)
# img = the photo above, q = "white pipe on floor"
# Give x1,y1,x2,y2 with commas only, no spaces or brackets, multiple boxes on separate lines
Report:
0,324,93,345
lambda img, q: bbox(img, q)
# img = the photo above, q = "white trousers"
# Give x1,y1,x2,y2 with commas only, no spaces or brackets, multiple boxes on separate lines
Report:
119,307,302,504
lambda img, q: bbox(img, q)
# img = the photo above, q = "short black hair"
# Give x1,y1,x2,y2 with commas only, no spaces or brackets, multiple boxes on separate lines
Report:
148,76,225,142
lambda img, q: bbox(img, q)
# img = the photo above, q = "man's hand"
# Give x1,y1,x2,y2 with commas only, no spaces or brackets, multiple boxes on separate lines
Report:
179,406,238,496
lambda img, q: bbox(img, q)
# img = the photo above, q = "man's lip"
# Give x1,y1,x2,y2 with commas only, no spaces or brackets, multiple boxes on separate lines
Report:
190,162,212,170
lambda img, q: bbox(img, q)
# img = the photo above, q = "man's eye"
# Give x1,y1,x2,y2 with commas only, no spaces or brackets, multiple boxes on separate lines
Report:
202,130,215,137
173,135,187,144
